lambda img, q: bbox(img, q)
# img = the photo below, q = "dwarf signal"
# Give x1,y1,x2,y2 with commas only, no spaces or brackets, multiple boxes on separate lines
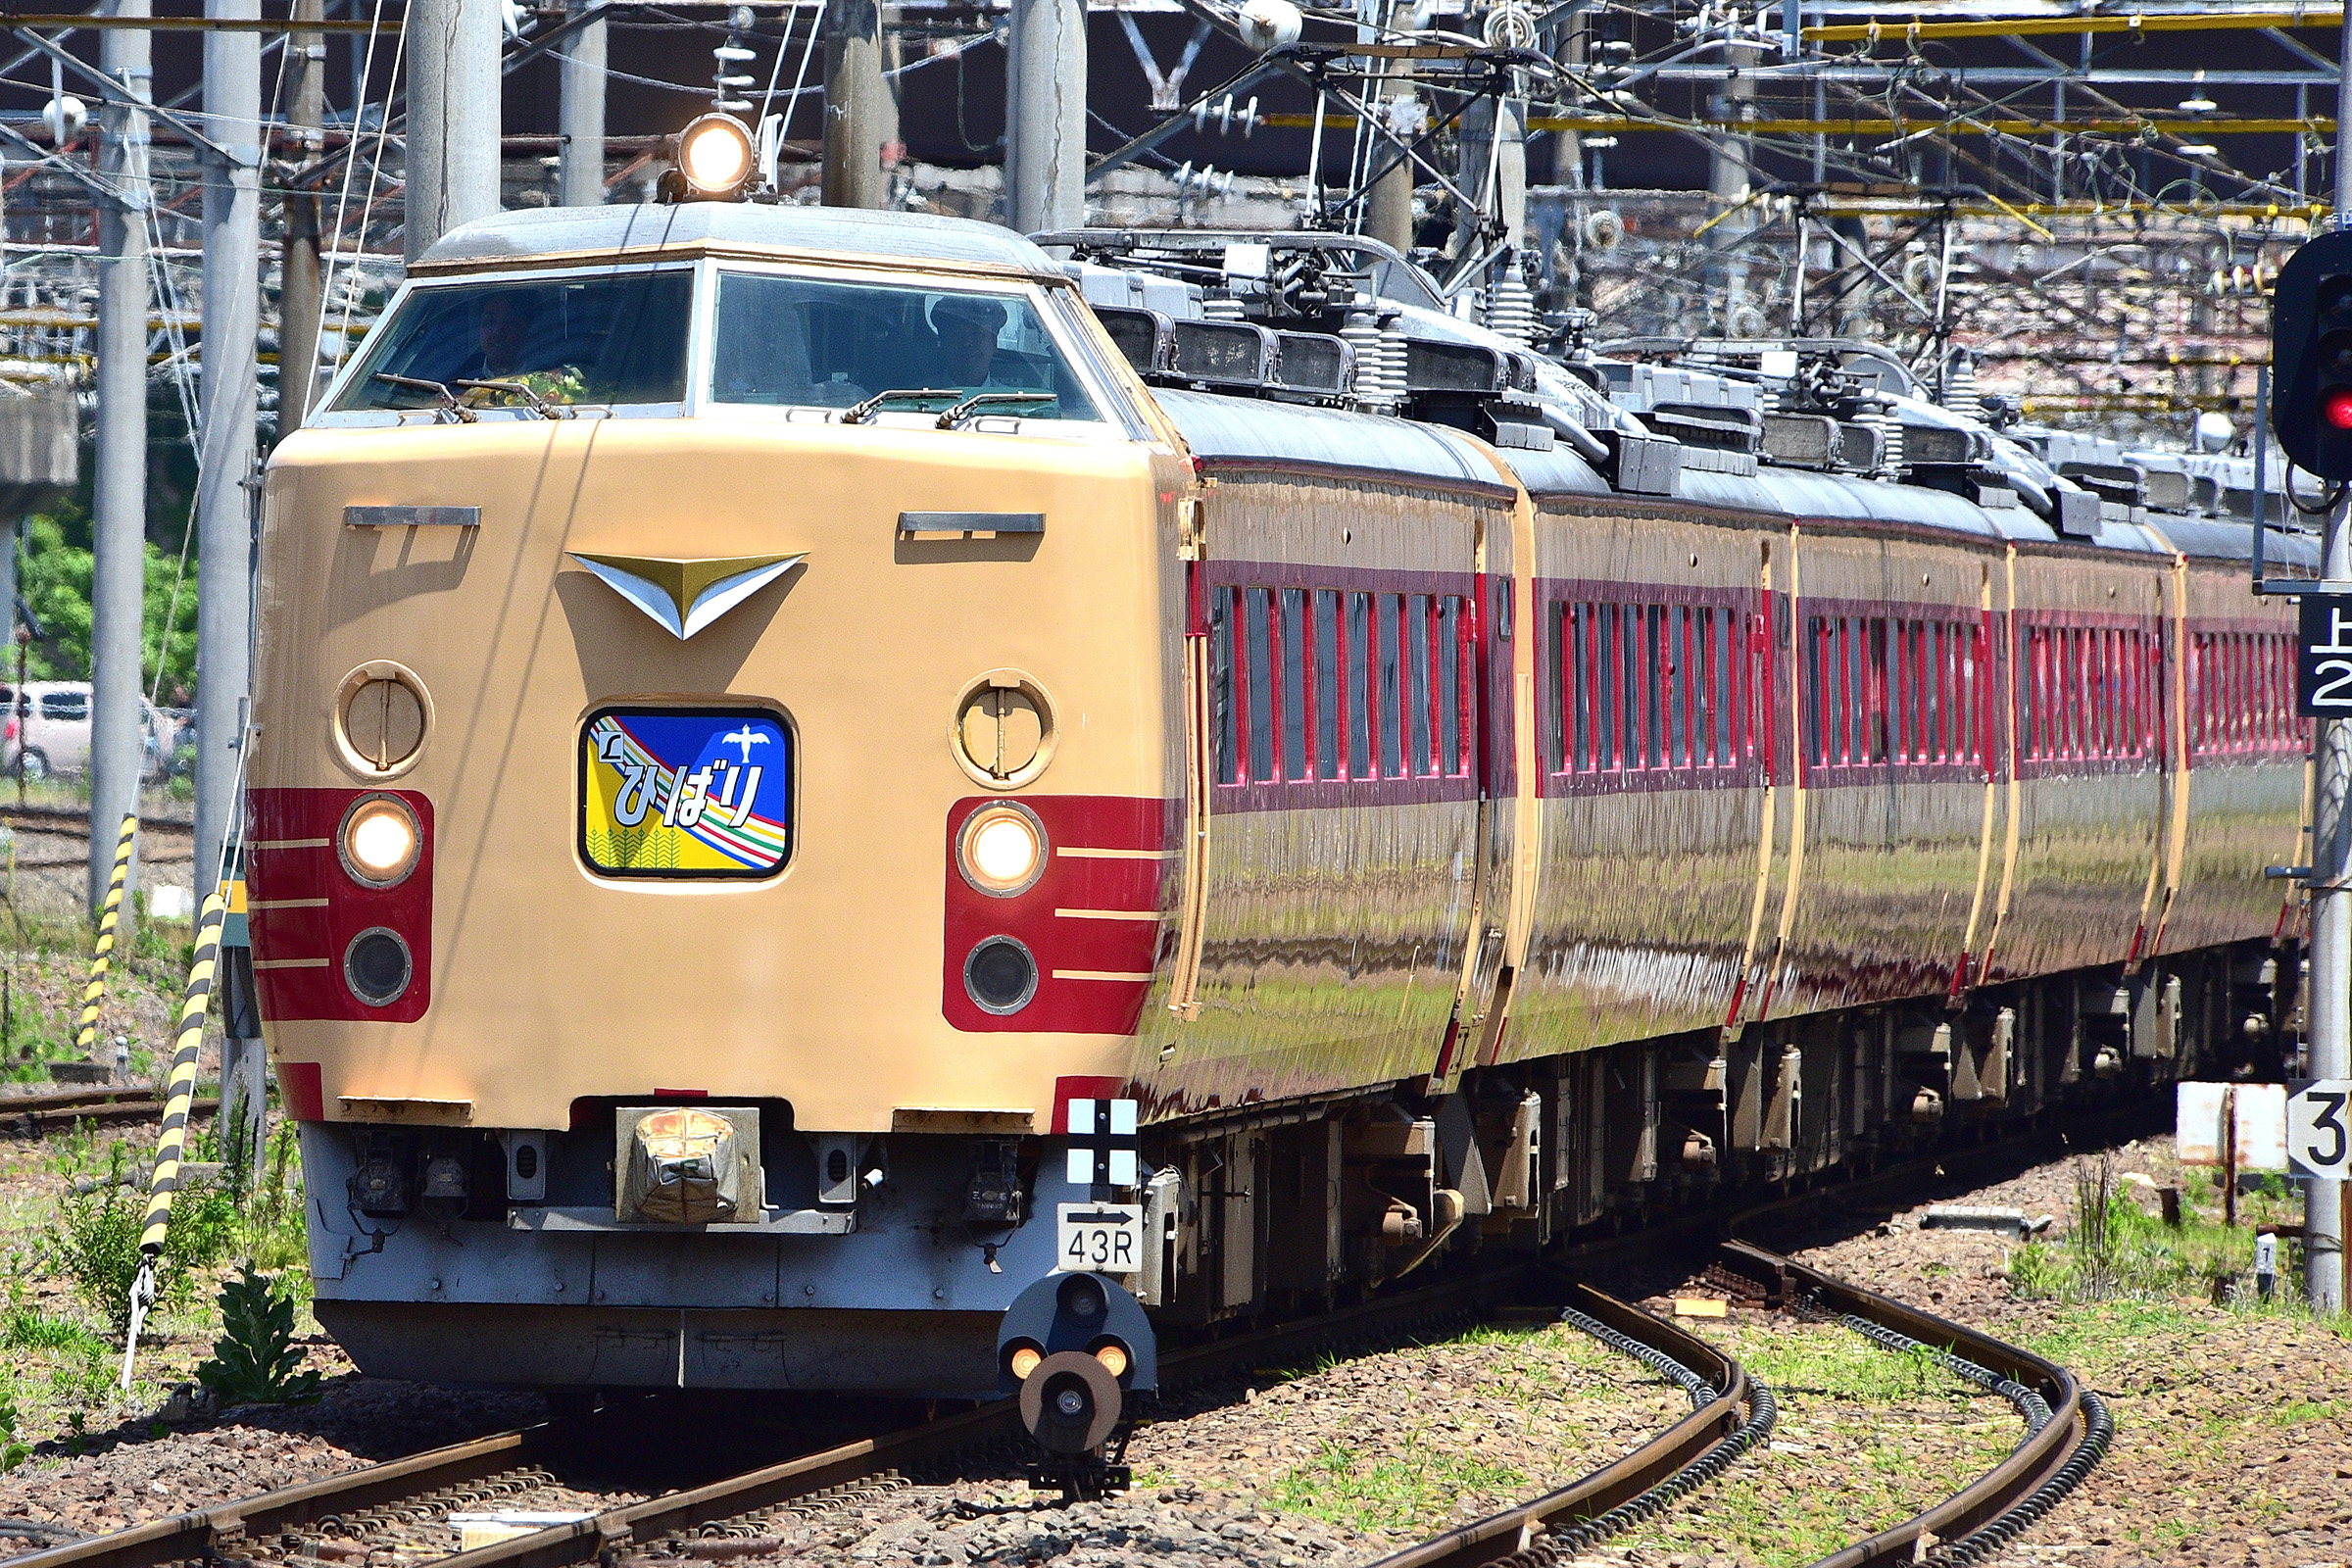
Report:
2272,230,2352,481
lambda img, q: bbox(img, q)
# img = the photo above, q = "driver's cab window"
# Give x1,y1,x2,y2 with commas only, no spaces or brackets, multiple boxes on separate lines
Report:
710,271,1102,421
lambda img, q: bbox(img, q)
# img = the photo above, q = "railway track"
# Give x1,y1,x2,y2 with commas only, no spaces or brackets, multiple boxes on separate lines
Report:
1382,1238,2109,1568
0,1246,2103,1568
0,1267,1522,1568
0,808,196,869
0,1088,218,1137
0,1111,2120,1568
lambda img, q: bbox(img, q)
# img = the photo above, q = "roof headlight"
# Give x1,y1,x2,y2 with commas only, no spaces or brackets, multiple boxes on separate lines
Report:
677,113,756,199
957,803,1046,898
339,794,421,887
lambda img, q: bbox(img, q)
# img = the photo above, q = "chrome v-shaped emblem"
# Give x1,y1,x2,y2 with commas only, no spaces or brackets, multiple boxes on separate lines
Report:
567,552,808,639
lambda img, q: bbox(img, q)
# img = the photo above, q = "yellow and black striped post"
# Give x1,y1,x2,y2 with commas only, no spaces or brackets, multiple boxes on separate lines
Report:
138,889,227,1258
121,889,227,1388
73,812,138,1060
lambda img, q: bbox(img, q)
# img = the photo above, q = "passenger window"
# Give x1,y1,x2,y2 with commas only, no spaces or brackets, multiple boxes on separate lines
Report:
40,691,86,721
710,271,1102,420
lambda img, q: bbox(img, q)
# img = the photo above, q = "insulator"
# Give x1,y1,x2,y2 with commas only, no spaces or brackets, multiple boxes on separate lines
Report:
1863,404,1902,476
1378,310,1409,409
1342,309,1390,408
1940,349,1982,419
1485,274,1537,348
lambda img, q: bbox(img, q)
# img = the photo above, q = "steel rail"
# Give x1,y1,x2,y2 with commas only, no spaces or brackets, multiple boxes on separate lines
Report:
3,1267,1524,1568
1,1422,581,1568
0,1094,219,1136
1714,1241,2105,1568
1362,1281,1755,1568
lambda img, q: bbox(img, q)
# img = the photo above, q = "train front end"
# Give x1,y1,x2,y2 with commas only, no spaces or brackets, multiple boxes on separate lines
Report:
250,205,1181,1396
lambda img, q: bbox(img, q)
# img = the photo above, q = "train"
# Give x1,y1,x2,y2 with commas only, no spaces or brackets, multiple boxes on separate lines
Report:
246,142,2311,1454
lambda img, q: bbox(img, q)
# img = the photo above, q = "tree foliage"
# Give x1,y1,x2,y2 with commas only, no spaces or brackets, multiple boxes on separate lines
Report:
15,505,198,701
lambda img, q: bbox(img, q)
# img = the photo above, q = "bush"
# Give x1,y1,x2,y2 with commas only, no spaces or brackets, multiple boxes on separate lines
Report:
57,1146,239,1339
194,1268,319,1408
0,1384,27,1474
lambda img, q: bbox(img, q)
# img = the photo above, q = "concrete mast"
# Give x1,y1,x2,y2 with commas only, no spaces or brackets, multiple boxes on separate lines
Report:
1004,0,1084,232
558,0,607,207
2302,12,2352,1314
821,0,884,209
198,0,263,1162
88,0,151,919
407,0,502,261
278,0,325,430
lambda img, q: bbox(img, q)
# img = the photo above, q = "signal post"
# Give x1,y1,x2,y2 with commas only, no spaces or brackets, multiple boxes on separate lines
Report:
2269,27,2352,1306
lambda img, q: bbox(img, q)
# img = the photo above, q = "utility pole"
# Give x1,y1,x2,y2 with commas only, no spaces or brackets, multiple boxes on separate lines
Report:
1707,40,1756,333
88,0,149,922
198,0,264,1167
407,0,502,261
1360,0,1414,255
2303,14,2352,1315
558,0,606,207
278,0,324,430
821,0,884,209
1004,0,1083,233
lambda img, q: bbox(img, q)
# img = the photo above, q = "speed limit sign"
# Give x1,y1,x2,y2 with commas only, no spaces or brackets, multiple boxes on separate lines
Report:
2289,1080,2352,1178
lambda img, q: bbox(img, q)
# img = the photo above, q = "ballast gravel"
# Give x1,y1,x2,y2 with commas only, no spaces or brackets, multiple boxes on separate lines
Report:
9,1129,2331,1568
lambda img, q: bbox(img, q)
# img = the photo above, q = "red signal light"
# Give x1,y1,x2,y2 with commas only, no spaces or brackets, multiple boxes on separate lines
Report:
2326,388,2352,430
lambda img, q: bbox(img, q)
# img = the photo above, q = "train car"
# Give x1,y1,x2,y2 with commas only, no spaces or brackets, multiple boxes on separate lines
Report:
249,178,2309,1446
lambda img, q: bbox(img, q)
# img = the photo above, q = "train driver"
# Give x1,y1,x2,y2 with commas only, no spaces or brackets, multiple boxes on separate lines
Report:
930,295,1012,391
462,289,587,408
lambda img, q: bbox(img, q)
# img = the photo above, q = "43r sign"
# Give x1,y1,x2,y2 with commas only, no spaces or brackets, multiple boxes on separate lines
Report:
2290,1080,2352,1179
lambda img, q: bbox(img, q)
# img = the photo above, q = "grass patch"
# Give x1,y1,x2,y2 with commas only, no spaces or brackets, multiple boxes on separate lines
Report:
1618,1321,2013,1568
2007,1152,2302,1307
1271,1440,1526,1535
1740,1330,1948,1404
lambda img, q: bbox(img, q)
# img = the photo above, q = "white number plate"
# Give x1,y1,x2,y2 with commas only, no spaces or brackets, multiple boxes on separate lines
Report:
1055,1201,1144,1276
2290,1080,2352,1179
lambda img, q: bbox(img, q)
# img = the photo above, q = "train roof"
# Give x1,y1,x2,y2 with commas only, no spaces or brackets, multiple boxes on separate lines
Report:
1153,388,1522,501
411,203,1066,278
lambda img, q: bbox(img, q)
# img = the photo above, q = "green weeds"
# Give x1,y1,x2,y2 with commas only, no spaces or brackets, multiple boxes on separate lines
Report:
194,1267,320,1408
2007,1152,2304,1307
1271,1440,1525,1535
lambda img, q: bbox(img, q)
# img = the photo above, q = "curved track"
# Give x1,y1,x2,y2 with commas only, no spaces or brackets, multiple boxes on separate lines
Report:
2,1155,2111,1568
1385,1241,2110,1568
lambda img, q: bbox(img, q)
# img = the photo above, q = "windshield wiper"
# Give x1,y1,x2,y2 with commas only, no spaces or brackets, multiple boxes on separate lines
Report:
452,377,576,419
936,392,1056,429
372,372,477,423
841,388,964,425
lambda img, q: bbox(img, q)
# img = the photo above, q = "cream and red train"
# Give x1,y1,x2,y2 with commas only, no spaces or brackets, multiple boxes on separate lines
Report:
251,197,2308,1413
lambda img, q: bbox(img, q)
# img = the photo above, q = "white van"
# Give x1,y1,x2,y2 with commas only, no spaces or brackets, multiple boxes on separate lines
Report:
0,682,171,779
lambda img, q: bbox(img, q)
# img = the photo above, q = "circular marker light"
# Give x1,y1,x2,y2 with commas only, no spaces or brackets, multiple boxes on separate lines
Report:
1008,1343,1044,1381
339,795,421,887
677,113,756,198
344,927,415,1007
2325,389,2352,432
1093,1342,1130,1379
964,936,1039,1015
956,803,1047,897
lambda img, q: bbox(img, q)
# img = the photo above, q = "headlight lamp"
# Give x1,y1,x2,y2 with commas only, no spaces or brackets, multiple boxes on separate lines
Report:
677,113,756,199
956,803,1046,897
339,795,421,887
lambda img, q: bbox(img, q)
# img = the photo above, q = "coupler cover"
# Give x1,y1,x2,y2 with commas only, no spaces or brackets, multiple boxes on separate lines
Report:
615,1105,760,1224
